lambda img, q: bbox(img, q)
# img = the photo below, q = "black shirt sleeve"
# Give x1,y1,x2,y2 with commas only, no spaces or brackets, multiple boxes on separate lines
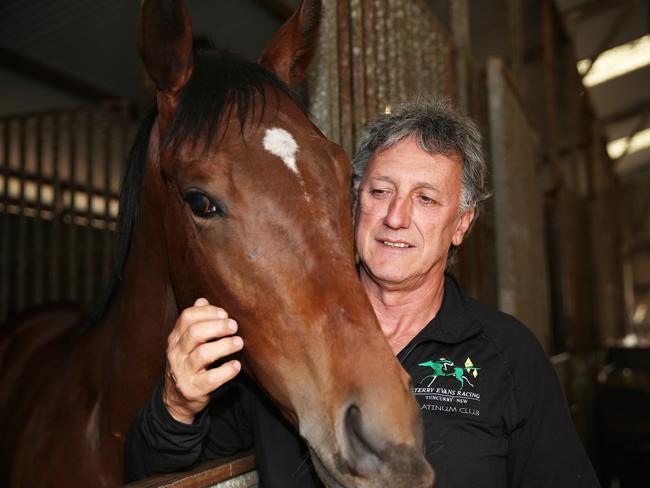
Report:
504,328,601,487
123,378,254,483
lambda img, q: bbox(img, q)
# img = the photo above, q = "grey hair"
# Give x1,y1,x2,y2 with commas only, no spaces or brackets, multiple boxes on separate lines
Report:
352,96,489,215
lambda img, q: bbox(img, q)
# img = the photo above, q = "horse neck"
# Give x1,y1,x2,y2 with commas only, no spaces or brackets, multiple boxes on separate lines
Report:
98,160,179,434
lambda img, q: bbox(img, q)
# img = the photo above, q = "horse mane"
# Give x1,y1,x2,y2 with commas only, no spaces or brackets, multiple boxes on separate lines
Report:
84,37,303,329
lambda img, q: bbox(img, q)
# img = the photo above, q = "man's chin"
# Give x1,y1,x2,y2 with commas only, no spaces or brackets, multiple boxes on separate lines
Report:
360,265,415,289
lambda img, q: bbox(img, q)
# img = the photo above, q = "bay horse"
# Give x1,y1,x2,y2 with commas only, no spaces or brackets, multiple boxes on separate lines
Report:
0,1,434,487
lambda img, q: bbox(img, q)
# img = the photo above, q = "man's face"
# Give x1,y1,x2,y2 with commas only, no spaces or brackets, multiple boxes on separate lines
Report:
355,136,474,290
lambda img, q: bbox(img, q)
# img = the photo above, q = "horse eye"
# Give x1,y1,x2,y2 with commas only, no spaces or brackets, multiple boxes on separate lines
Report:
183,191,225,218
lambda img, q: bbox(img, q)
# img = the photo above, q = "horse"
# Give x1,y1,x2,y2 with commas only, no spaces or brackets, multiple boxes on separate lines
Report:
0,1,434,487
418,359,479,390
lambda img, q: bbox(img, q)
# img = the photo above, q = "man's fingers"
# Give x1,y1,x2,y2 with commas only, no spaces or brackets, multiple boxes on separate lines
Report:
194,297,210,307
202,360,242,390
176,318,238,354
187,336,244,372
173,305,230,337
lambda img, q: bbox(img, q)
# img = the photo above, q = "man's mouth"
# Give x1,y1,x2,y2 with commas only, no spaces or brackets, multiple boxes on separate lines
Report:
380,240,412,248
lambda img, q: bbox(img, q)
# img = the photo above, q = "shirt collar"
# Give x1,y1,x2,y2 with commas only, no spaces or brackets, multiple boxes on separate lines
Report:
410,272,483,345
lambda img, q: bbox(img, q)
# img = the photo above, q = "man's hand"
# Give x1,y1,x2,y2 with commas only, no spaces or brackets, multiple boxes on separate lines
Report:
162,298,243,424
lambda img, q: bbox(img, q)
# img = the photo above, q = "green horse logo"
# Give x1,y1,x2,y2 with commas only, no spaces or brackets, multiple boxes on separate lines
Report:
418,358,480,390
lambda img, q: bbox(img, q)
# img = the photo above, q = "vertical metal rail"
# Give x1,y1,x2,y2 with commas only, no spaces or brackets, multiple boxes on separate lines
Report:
67,111,78,301
50,114,61,302
34,116,44,304
119,101,130,218
16,117,27,312
450,0,470,113
336,0,353,156
507,0,524,90
102,104,113,285
0,120,10,322
84,109,95,303
541,0,559,176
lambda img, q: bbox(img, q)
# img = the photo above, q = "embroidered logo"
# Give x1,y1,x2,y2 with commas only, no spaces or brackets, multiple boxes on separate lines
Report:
417,357,480,390
414,357,482,417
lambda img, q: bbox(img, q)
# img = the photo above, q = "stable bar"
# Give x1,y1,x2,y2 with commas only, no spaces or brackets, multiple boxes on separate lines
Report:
34,116,44,304
50,114,61,302
68,111,78,301
1,120,10,322
350,0,366,144
102,104,113,285
451,0,470,112
337,0,354,156
16,117,28,312
85,110,95,303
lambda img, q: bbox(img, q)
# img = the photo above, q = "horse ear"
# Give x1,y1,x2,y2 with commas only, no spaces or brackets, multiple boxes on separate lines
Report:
139,0,194,121
257,0,322,87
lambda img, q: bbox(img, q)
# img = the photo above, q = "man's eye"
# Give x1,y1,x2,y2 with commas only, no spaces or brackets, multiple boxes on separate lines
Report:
419,195,436,205
184,191,226,218
370,189,388,197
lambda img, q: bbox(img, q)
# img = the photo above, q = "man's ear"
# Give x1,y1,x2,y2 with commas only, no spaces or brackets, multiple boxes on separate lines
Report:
452,206,475,247
257,0,321,87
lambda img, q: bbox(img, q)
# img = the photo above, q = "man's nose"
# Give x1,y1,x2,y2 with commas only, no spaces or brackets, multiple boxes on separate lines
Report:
384,196,411,229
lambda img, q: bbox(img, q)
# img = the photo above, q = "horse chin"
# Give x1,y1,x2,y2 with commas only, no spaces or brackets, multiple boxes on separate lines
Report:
308,447,347,488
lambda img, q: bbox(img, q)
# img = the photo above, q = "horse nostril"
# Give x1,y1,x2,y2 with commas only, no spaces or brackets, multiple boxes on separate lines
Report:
343,404,382,475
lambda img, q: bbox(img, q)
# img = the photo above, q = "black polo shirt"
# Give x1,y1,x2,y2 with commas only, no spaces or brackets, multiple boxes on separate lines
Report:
124,273,600,487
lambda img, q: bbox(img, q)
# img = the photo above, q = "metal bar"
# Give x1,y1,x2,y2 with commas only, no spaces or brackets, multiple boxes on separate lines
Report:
507,0,524,92
563,0,626,23
85,109,95,303
16,117,27,312
373,0,387,115
68,111,78,302
541,0,559,176
362,0,377,121
50,114,61,302
34,116,44,304
394,1,406,101
0,120,10,322
337,0,354,156
102,104,113,285
0,167,120,204
385,0,398,104
350,0,366,145
603,99,650,125
451,0,471,111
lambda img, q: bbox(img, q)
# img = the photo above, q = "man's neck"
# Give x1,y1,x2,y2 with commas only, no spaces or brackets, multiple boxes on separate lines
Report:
360,270,446,354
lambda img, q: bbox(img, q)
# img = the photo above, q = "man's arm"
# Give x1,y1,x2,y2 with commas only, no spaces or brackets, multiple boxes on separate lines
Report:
123,379,210,481
123,298,247,482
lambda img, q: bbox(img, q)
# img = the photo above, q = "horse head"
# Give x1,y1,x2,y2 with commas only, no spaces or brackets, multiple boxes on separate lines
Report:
136,1,434,487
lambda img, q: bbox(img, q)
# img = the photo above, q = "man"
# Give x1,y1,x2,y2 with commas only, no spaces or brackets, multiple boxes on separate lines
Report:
125,97,600,487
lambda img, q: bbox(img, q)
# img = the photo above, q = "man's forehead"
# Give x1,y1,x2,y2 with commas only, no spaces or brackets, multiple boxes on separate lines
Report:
371,174,442,193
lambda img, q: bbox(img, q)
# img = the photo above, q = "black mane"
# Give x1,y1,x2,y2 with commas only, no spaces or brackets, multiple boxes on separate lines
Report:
85,39,302,328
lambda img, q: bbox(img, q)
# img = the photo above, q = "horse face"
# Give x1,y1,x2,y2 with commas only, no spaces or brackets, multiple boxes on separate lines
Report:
163,93,433,488
139,1,434,486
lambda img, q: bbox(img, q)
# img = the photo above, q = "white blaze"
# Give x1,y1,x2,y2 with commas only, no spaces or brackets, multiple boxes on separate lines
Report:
263,127,299,176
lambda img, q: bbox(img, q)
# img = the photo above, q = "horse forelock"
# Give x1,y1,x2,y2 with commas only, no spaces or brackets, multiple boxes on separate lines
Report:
164,43,305,155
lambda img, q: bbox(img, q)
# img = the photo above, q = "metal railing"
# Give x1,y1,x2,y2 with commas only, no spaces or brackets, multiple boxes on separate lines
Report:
0,100,140,324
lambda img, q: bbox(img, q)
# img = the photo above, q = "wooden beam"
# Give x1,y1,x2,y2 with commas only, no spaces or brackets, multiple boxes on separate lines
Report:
561,0,626,22
125,454,256,488
0,46,116,102
604,99,650,125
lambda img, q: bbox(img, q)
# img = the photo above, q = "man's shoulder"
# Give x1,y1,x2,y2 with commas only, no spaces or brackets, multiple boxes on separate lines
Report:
464,295,546,360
